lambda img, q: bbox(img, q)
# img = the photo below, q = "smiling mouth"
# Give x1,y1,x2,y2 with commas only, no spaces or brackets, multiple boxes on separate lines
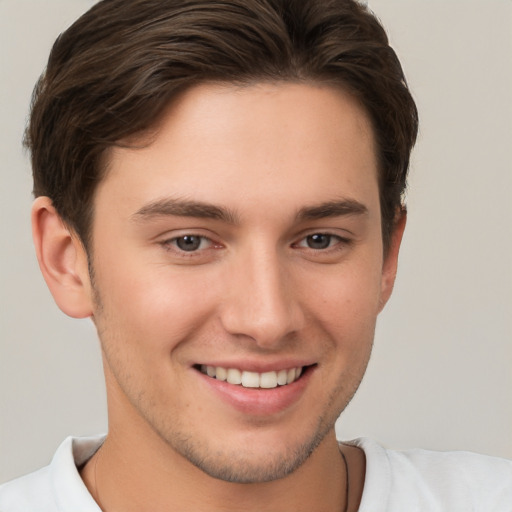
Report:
197,365,309,389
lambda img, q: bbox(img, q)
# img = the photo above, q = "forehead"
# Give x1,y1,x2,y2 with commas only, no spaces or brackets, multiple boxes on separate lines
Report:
98,82,379,222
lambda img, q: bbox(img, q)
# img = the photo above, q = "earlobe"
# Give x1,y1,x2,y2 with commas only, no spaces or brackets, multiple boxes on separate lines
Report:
31,197,93,319
378,210,407,312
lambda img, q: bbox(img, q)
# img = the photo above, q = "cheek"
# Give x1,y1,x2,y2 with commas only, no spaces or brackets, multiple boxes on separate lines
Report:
307,259,383,323
302,258,383,357
92,255,218,356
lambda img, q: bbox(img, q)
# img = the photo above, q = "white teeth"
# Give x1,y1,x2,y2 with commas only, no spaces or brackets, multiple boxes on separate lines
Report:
260,371,278,389
226,368,242,385
216,367,227,381
241,371,260,388
286,368,296,384
200,365,304,388
277,369,288,386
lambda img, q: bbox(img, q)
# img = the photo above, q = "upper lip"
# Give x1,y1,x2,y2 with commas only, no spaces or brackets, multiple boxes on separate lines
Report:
193,359,316,373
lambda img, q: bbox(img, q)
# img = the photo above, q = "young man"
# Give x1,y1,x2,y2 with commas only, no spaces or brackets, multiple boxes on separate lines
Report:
1,0,511,510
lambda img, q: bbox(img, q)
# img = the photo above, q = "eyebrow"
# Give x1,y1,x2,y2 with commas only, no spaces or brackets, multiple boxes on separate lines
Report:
132,198,239,224
132,197,368,224
296,199,368,221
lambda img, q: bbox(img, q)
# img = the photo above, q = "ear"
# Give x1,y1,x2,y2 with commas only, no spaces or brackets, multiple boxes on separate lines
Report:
31,196,93,318
378,210,407,312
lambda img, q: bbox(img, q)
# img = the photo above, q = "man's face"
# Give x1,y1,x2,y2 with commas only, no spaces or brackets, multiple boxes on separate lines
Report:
87,83,398,482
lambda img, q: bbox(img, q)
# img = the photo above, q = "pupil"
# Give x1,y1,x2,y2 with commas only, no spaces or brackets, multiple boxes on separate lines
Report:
177,236,201,251
307,234,330,249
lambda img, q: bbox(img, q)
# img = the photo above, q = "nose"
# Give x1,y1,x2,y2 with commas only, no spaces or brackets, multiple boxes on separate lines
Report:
219,247,304,349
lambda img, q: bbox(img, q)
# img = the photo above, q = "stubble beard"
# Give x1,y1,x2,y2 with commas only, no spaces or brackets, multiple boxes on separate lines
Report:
89,263,371,485
97,320,370,484
159,363,366,484
166,416,333,484
132,368,365,485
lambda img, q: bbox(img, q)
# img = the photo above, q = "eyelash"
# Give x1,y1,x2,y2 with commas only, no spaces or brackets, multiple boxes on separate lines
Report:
160,232,351,256
293,233,349,251
160,235,217,254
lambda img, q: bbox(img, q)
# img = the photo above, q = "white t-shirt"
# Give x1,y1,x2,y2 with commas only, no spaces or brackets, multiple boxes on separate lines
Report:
1,436,511,511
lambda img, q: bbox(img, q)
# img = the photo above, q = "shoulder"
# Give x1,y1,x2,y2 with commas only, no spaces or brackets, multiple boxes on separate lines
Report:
0,435,104,512
346,438,512,512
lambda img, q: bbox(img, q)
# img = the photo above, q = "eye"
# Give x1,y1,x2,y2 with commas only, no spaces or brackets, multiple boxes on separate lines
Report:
165,235,212,252
297,233,342,250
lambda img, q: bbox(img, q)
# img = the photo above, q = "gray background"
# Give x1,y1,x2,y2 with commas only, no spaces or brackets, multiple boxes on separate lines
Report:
1,0,511,483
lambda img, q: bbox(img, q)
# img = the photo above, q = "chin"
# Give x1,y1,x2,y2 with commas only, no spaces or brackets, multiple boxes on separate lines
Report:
165,415,334,484
179,438,319,483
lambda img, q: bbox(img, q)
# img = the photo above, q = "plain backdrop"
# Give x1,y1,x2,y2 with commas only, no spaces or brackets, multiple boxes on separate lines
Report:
1,0,511,483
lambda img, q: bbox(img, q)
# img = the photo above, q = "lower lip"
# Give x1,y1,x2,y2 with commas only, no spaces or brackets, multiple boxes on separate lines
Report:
196,367,314,416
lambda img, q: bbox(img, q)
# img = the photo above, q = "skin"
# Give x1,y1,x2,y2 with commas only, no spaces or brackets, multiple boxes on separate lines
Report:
32,82,405,511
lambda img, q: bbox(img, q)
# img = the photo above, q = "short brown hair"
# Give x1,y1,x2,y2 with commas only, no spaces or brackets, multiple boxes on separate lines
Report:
26,0,418,251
